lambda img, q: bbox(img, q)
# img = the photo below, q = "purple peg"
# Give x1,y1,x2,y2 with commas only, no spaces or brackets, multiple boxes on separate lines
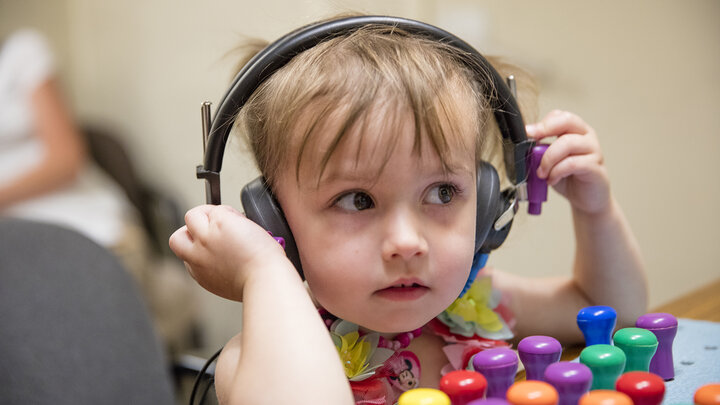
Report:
544,362,593,405
266,231,286,249
518,335,562,381
467,399,510,405
272,236,286,249
635,313,678,380
472,348,518,399
527,144,549,215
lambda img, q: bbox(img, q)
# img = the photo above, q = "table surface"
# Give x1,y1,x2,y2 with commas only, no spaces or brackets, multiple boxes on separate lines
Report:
651,278,720,323
517,277,720,379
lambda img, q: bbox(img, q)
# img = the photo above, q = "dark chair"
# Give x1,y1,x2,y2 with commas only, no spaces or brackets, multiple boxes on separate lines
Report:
83,124,185,257
0,218,175,404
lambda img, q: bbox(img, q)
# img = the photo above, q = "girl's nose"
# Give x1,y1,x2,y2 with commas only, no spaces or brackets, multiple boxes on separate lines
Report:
381,208,429,262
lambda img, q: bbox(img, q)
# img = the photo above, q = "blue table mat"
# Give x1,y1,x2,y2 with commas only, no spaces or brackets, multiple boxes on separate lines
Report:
662,318,720,404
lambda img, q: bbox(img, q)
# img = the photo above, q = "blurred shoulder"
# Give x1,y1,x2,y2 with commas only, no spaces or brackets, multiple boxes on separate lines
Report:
1,28,55,88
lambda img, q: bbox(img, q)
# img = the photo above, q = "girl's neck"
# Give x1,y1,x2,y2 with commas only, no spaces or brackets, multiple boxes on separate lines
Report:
319,307,423,350
373,328,424,351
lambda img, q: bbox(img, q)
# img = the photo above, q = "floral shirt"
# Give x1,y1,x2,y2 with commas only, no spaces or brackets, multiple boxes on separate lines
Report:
325,272,515,405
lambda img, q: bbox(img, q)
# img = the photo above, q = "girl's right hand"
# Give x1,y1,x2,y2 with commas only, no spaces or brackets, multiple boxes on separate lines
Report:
169,204,290,301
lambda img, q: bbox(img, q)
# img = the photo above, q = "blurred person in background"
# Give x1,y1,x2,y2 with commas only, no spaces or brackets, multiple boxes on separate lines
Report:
0,28,132,247
0,28,198,357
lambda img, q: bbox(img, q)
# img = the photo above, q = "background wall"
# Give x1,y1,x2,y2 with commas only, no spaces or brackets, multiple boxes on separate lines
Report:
3,0,718,354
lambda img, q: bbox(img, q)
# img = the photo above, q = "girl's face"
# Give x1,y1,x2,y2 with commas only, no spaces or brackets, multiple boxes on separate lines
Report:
274,109,477,333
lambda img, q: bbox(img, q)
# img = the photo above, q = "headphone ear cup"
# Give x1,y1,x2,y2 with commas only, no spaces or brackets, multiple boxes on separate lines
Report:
475,161,502,254
240,177,303,279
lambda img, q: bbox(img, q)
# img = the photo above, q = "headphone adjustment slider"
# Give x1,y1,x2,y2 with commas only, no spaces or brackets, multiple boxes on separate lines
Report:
515,181,528,201
201,101,212,154
494,194,518,231
506,75,517,99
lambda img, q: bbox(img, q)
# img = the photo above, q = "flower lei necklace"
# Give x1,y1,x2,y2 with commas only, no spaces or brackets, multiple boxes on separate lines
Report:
319,274,516,404
320,309,422,382
378,329,423,351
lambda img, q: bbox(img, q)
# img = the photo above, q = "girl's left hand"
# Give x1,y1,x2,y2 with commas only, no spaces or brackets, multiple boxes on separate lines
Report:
525,110,611,215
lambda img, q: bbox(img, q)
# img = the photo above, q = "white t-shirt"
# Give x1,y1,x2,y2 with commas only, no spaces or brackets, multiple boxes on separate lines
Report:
0,29,134,247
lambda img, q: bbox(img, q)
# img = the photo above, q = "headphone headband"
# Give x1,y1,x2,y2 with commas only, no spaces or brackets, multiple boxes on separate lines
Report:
197,15,532,205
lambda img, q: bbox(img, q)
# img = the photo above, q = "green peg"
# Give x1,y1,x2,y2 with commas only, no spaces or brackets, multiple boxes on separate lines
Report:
579,344,626,390
613,327,658,373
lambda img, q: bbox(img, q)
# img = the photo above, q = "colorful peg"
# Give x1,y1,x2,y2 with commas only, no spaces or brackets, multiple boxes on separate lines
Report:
543,361,593,405
635,312,678,380
506,380,559,405
694,384,720,405
578,390,632,405
615,371,665,405
579,344,626,390
518,335,562,381
472,348,519,399
612,327,658,372
577,306,617,346
398,388,451,405
439,370,487,405
467,399,510,405
527,144,549,215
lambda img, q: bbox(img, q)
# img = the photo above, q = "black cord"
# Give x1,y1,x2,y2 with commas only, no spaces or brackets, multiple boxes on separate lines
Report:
190,347,223,405
198,377,215,405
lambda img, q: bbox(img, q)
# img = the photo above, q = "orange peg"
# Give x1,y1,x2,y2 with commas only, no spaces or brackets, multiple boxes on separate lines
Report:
579,390,633,405
695,384,720,405
506,381,559,405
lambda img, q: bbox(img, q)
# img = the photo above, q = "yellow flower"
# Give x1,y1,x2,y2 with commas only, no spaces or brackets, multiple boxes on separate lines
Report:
446,277,503,332
329,320,395,381
337,331,372,378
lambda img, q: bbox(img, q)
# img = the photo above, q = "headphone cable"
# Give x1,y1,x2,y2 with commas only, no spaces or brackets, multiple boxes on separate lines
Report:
189,346,223,405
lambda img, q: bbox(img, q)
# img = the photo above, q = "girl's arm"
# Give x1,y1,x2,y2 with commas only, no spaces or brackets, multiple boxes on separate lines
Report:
215,260,352,405
492,110,647,344
0,79,86,210
169,205,353,405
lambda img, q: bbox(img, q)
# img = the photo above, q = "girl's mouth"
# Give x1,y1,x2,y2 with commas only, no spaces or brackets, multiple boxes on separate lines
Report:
393,282,422,288
375,280,429,301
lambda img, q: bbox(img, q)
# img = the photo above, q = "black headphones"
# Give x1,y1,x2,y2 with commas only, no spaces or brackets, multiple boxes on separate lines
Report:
196,15,534,280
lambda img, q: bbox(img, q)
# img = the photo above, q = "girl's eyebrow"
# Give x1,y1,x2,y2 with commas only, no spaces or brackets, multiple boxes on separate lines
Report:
319,161,475,188
444,162,475,178
318,168,377,186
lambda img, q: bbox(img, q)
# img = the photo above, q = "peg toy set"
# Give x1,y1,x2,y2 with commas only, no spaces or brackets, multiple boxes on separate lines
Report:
396,306,720,405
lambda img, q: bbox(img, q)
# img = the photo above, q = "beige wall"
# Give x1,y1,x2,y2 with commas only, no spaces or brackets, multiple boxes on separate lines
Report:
5,0,719,352
0,1,71,81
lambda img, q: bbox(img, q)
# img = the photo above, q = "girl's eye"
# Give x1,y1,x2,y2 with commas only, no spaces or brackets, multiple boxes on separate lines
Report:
334,191,375,211
425,184,457,205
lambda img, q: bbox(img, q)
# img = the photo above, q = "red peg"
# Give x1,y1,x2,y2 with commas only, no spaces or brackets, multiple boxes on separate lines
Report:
439,370,487,405
615,371,665,405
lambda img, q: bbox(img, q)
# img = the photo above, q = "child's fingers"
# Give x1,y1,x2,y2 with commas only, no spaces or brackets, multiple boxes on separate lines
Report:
220,205,243,215
184,205,214,238
168,225,193,257
169,227,210,282
545,153,603,186
207,204,245,224
537,133,599,178
526,110,592,140
183,261,198,282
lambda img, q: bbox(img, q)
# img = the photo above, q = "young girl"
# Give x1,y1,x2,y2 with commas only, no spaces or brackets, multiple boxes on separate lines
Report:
169,16,646,405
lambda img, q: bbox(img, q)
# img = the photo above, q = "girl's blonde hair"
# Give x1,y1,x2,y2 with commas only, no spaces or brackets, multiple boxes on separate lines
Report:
232,19,537,188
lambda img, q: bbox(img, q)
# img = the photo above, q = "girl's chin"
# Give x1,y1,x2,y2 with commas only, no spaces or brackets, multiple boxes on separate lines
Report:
351,313,437,334
318,297,447,333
